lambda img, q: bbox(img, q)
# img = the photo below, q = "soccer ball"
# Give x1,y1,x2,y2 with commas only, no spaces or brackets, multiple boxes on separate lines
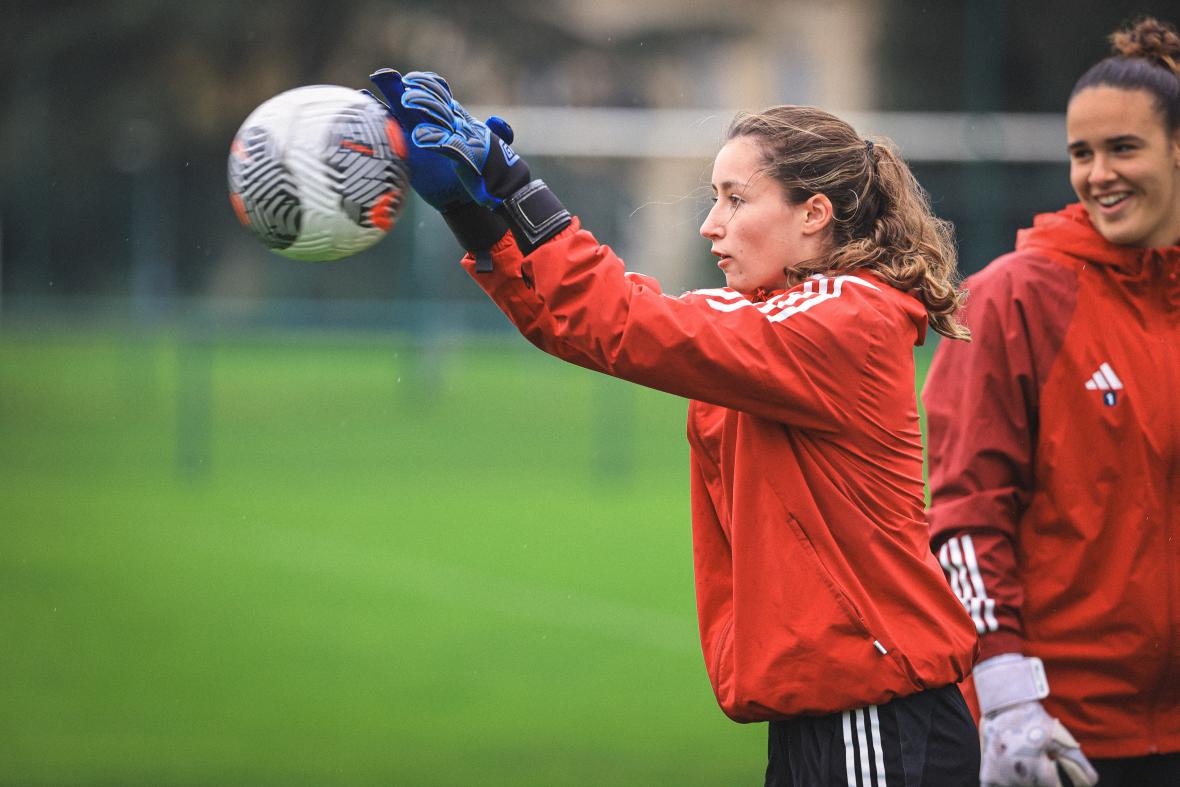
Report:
228,85,411,261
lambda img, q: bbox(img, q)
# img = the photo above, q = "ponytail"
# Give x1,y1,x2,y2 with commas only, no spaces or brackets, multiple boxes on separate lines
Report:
827,141,969,341
728,107,970,340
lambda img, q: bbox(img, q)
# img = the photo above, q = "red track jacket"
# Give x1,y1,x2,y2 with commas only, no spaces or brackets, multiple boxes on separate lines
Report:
463,220,977,721
925,204,1180,757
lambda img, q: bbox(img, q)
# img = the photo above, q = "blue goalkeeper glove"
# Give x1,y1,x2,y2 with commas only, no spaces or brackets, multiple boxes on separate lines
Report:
376,69,529,209
365,75,472,213
365,74,507,262
369,69,570,254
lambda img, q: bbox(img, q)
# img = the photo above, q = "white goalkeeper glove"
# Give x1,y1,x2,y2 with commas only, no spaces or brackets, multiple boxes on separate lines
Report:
974,654,1098,787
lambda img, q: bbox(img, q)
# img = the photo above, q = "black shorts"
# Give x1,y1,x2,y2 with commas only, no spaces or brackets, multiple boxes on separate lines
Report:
1091,752,1180,787
766,683,980,787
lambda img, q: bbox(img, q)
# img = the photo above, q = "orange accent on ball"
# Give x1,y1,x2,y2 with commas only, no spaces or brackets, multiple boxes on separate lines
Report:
370,190,400,231
341,140,375,156
229,192,251,226
385,119,409,159
231,138,248,161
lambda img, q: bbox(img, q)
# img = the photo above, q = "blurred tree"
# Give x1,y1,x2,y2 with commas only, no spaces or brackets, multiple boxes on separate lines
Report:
874,0,1180,274
3,0,1176,298
879,0,1180,111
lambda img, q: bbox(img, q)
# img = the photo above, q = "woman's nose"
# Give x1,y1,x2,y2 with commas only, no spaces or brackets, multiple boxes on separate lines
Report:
1088,154,1115,185
700,203,724,239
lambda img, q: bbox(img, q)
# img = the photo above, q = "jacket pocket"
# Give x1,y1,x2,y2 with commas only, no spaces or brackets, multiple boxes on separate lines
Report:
783,512,916,688
784,513,874,637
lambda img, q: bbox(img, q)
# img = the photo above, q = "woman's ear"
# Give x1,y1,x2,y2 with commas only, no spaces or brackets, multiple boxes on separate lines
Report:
800,193,835,236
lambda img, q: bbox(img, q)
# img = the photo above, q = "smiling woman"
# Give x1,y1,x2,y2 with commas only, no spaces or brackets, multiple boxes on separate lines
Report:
924,15,1180,787
1067,23,1180,248
1067,87,1180,247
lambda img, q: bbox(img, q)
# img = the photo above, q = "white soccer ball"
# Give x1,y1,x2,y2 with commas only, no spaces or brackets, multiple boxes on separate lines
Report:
228,85,411,261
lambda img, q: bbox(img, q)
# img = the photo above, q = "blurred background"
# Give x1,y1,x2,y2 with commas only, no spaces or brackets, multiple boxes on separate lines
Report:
2,0,1175,784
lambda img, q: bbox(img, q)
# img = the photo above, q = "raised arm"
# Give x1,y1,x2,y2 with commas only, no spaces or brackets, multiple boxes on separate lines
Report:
369,68,912,433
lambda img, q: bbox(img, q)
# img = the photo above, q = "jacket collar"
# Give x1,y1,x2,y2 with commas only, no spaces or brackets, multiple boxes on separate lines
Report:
1016,203,1180,275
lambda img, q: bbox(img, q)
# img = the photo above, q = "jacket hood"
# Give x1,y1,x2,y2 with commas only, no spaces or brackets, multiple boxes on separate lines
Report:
1015,203,1180,272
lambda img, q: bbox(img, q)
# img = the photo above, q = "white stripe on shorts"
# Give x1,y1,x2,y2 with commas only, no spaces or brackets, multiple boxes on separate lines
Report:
842,710,857,786
842,705,888,786
869,705,887,787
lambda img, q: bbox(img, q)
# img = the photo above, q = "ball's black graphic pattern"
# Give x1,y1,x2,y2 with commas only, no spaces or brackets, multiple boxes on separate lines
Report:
227,126,301,250
228,87,412,260
326,102,410,230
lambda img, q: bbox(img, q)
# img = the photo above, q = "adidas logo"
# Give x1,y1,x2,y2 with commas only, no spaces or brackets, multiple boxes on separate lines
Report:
1084,362,1123,406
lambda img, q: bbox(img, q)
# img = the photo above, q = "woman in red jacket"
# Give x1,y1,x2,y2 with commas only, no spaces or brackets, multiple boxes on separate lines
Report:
369,69,979,785
925,17,1180,787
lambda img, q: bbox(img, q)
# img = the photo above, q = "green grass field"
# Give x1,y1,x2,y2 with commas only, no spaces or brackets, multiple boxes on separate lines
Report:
0,327,935,785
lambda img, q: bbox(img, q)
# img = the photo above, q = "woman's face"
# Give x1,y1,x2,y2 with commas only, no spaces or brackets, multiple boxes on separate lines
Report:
1067,85,1180,248
700,136,819,294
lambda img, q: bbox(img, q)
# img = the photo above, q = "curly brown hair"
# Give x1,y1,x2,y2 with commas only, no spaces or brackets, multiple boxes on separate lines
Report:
728,106,970,341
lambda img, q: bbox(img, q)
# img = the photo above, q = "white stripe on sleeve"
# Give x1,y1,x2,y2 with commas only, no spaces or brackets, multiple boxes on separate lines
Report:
937,542,965,604
939,536,998,634
702,275,879,322
961,535,999,631
947,538,983,631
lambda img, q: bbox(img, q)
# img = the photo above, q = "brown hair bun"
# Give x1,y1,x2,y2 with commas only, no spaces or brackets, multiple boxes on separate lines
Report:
1110,17,1180,76
1071,16,1180,131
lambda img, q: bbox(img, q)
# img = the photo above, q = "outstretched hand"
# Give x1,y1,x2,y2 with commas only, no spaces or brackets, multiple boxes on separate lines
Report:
371,69,531,210
369,68,570,255
365,71,472,213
